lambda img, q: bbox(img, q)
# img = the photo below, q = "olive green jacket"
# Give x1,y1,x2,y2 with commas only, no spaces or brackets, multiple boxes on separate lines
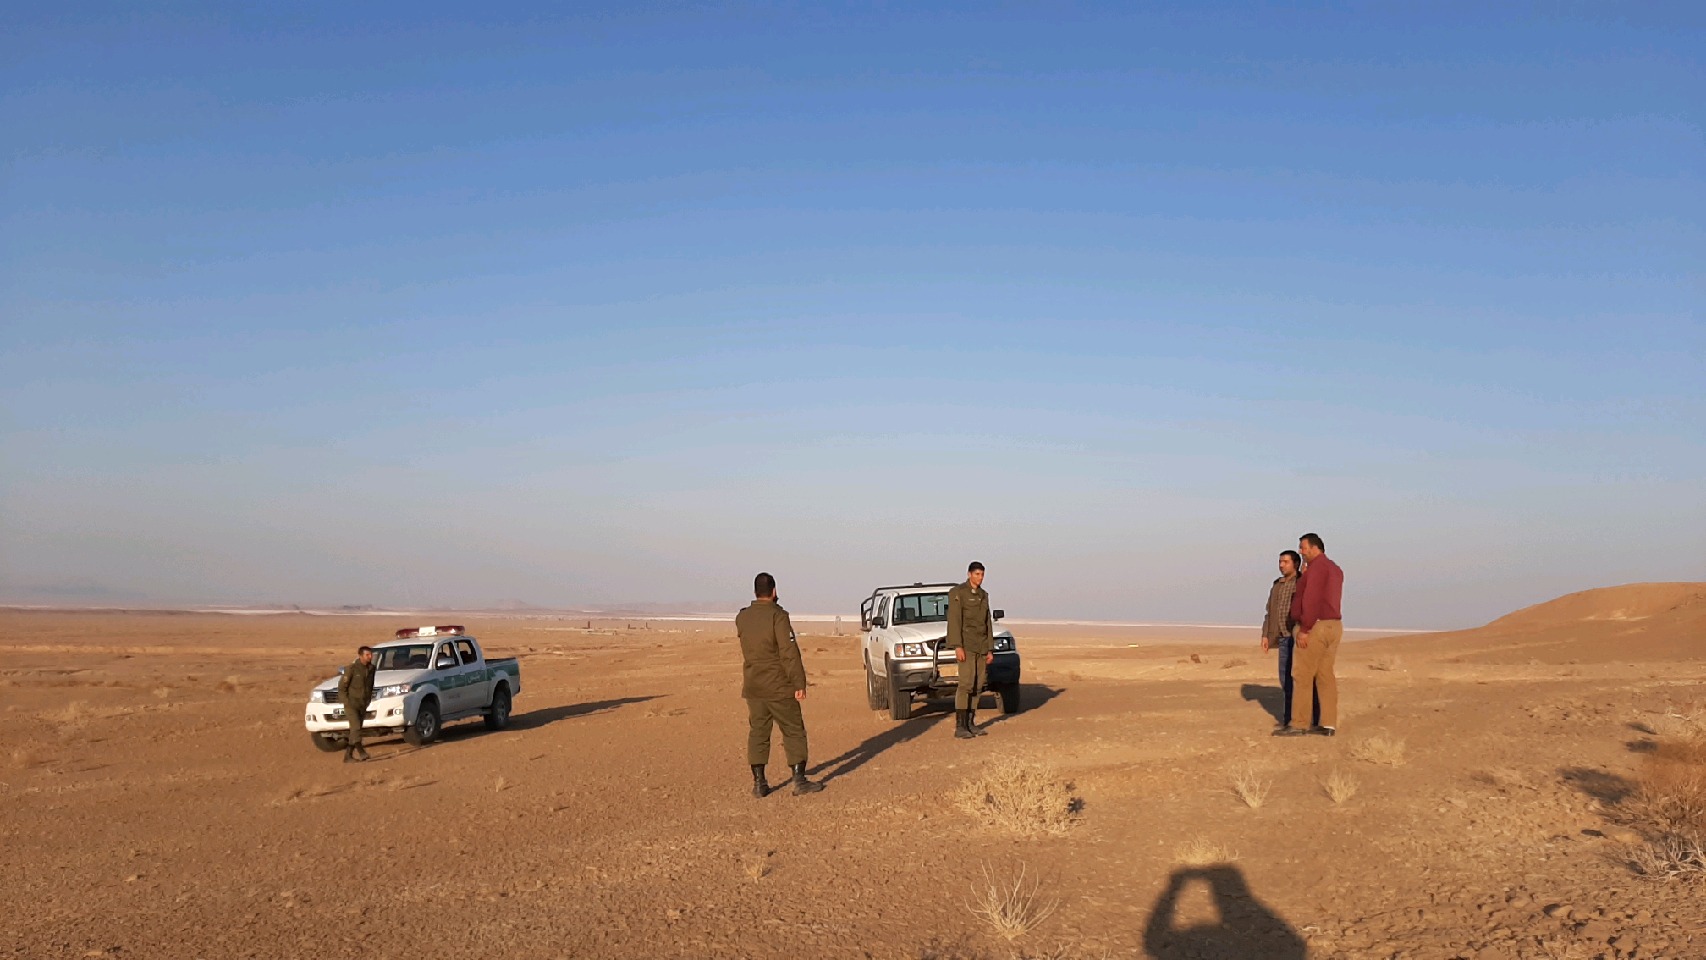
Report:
338,657,376,709
946,581,995,655
737,600,806,701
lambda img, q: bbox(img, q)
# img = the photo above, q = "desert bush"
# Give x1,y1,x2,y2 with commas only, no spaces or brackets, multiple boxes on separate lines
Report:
954,758,1081,837
494,775,510,793
1230,763,1270,809
1322,769,1359,804
1650,708,1706,744
1175,838,1238,866
8,744,50,769
1368,655,1402,672
1350,734,1407,766
968,862,1057,942
1627,738,1706,881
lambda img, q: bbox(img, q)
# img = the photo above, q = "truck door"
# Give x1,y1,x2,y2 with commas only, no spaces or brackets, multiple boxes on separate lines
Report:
455,638,487,709
433,642,465,713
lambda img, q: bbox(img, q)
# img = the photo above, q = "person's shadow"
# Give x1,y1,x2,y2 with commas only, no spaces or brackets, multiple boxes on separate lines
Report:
1239,683,1286,724
1142,864,1306,960
811,711,952,784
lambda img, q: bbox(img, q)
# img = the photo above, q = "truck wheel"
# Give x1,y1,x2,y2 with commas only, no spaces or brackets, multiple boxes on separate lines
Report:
484,685,512,731
886,658,911,721
309,731,343,753
996,682,1023,714
865,659,889,711
404,698,440,746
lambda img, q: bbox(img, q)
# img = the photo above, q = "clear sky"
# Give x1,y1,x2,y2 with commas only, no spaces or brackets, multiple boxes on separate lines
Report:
4,3,1702,628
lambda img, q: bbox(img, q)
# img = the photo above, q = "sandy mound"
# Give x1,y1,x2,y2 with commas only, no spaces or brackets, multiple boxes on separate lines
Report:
1367,582,1706,665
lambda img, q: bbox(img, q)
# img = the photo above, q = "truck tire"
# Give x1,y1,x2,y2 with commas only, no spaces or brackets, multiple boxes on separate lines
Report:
865,659,889,711
309,731,343,753
403,697,440,746
484,684,512,731
886,658,911,721
995,682,1022,714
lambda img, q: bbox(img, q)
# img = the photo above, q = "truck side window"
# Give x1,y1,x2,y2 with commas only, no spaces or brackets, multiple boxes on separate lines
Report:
456,640,477,665
435,644,458,670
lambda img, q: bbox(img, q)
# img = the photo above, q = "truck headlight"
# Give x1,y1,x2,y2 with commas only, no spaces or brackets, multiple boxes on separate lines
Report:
311,690,331,703
896,642,928,658
993,636,1015,652
373,683,413,700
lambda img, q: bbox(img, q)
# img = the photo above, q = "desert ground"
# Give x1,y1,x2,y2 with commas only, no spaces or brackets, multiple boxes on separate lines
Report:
3,583,1704,960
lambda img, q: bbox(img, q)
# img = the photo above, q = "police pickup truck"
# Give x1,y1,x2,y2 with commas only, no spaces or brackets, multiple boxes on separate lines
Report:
860,583,1023,721
304,626,521,752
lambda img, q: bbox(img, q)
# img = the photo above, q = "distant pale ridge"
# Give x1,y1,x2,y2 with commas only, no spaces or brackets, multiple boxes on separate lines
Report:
1364,582,1706,665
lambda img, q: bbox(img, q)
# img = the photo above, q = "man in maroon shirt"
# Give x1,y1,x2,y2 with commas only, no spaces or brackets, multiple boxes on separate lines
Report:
1275,532,1344,737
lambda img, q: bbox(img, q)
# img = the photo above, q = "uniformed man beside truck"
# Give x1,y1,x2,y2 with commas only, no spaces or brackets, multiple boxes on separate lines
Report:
337,645,376,763
737,572,825,798
947,561,997,740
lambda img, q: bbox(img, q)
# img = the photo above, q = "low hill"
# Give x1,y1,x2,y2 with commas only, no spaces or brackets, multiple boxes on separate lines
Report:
1363,582,1706,664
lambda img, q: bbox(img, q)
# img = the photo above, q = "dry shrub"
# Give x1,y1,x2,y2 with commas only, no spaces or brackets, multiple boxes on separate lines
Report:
968,862,1057,942
9,744,50,769
152,686,172,699
216,676,243,694
494,775,510,793
54,700,88,726
1651,708,1706,744
1230,763,1270,809
742,853,772,881
1321,769,1359,804
1627,739,1706,880
1350,734,1407,766
954,758,1081,837
1175,838,1238,866
1368,655,1402,672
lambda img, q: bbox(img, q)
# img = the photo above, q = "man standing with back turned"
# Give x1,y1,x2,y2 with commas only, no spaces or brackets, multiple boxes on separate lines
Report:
338,645,375,763
1276,533,1344,738
737,572,824,797
947,561,996,740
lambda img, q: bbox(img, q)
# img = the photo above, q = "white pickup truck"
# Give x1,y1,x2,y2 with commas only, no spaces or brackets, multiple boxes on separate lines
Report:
304,626,521,752
860,582,1023,721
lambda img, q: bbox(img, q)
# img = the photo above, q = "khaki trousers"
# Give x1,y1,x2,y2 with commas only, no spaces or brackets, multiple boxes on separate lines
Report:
955,653,989,710
1290,619,1341,728
746,697,808,766
345,701,368,748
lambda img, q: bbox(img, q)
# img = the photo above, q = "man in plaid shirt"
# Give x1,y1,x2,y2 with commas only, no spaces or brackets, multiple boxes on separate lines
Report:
1260,550,1316,732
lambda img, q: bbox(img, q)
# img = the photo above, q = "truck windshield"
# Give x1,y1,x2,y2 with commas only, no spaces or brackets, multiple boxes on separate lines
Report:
374,644,434,671
892,593,949,625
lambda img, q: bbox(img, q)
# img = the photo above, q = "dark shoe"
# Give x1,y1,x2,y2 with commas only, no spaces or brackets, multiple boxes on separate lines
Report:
953,710,976,740
750,764,771,799
355,745,370,761
1271,726,1308,737
1310,726,1337,737
790,762,824,795
342,747,356,763
968,709,988,737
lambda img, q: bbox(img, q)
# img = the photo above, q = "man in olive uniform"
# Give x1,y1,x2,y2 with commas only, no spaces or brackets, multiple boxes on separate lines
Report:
337,645,376,763
737,572,824,798
947,561,996,740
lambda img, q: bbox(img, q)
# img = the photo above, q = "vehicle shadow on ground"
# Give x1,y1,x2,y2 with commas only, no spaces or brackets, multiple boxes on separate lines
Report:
1240,683,1285,723
1142,864,1306,960
982,684,1065,727
509,696,663,731
813,711,952,784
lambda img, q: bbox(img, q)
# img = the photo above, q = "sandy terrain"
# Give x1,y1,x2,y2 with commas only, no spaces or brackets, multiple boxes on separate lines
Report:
3,582,1703,959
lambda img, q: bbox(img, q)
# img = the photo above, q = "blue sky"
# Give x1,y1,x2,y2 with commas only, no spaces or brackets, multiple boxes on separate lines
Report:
3,3,1702,627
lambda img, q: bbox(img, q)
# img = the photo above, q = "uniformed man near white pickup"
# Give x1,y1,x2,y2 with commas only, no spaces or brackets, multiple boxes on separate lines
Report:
947,561,997,740
737,572,825,798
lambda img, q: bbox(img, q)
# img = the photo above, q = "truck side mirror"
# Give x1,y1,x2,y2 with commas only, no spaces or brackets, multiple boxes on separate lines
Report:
870,616,885,629
993,609,1005,621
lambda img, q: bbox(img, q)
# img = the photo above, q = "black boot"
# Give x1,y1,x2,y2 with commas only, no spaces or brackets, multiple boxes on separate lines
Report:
355,745,370,761
342,745,356,763
790,762,824,795
968,707,988,737
954,710,976,739
750,764,771,799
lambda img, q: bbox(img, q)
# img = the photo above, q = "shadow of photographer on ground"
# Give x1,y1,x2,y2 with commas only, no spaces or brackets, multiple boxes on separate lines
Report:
1142,863,1306,960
